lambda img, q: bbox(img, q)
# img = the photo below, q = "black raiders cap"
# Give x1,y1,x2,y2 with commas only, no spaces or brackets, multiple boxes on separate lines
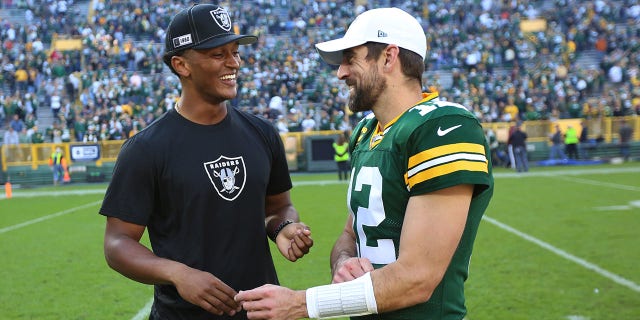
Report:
163,3,257,65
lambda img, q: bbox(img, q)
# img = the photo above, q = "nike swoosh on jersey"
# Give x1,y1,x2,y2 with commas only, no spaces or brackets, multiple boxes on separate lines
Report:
437,124,462,136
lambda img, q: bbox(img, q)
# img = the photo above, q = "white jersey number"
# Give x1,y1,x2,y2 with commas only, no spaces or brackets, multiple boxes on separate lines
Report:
349,166,397,264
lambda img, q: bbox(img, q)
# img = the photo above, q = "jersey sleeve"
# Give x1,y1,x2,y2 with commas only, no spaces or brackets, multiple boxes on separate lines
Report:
406,113,491,196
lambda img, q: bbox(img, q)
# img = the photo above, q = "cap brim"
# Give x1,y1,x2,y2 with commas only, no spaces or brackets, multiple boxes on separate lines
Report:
193,34,258,50
315,38,366,65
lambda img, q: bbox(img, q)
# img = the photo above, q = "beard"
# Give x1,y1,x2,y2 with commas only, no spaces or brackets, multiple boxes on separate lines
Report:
347,65,386,113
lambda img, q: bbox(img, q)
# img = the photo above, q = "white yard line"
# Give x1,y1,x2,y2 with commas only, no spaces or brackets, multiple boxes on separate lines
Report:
482,216,640,293
487,165,640,293
492,166,640,178
0,188,106,200
0,200,103,234
552,175,640,192
131,298,154,320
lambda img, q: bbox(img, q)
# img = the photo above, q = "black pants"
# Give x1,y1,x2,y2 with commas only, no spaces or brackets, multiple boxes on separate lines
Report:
565,143,578,159
336,160,350,180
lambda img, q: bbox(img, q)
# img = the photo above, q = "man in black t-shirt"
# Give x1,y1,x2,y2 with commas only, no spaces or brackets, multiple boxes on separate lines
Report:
99,4,313,319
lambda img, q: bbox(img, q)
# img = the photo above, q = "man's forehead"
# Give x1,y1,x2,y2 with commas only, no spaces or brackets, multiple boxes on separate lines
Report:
343,45,367,56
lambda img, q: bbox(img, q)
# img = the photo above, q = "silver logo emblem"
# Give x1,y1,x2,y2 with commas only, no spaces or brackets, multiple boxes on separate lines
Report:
210,8,232,31
204,156,246,201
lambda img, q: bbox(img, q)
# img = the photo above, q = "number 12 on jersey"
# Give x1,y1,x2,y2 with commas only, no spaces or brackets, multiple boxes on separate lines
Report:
348,166,397,265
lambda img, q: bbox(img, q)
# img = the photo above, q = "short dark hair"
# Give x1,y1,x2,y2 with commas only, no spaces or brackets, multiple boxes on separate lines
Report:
364,42,424,83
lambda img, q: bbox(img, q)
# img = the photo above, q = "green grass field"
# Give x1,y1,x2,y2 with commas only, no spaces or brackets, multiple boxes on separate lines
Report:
1,163,639,319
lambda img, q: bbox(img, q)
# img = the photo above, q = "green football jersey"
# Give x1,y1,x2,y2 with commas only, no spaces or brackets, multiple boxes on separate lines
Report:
347,94,494,320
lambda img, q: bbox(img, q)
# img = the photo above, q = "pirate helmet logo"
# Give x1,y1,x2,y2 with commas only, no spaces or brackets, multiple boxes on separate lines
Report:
204,155,246,201
210,8,232,32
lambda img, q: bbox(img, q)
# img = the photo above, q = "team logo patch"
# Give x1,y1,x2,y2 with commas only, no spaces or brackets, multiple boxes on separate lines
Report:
204,156,246,201
210,8,232,31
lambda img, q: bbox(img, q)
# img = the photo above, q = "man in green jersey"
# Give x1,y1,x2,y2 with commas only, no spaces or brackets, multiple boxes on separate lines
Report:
236,7,494,319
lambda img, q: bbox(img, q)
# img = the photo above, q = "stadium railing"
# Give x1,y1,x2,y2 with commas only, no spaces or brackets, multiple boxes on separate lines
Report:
1,118,638,185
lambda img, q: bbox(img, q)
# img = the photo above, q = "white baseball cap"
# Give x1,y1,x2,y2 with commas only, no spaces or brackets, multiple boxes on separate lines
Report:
315,7,427,65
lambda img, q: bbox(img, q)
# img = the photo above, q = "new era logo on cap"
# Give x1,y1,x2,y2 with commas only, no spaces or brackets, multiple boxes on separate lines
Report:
173,34,193,49
377,30,388,38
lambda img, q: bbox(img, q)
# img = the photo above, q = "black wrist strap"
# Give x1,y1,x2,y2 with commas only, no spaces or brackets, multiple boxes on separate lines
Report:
270,219,294,242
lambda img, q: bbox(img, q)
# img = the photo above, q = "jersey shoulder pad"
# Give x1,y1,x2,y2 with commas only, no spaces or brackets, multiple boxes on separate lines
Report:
406,99,473,121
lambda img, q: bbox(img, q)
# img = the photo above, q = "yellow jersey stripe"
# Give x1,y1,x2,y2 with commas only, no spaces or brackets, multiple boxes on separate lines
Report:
406,160,488,189
408,143,486,169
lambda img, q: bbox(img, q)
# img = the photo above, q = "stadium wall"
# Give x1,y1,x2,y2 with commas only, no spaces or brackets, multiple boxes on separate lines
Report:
1,118,639,186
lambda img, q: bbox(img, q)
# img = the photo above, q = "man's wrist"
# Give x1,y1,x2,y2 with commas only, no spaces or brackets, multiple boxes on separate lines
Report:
268,219,294,241
331,255,350,275
305,272,377,319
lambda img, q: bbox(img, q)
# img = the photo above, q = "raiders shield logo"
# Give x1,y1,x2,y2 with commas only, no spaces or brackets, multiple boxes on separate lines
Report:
210,7,232,32
204,156,246,201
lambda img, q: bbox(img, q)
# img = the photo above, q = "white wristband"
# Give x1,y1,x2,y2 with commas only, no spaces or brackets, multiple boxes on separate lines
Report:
306,272,378,319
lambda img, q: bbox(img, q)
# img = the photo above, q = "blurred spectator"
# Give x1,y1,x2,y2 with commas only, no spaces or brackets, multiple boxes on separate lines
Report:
485,127,504,167
508,122,529,172
564,125,579,159
9,114,25,133
579,120,593,159
275,115,289,134
549,124,567,160
3,126,20,145
619,120,634,161
49,146,65,186
3,126,21,160
332,132,350,181
300,113,316,132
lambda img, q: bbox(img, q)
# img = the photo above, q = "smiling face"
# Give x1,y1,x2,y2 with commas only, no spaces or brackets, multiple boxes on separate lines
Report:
175,41,243,104
338,45,387,113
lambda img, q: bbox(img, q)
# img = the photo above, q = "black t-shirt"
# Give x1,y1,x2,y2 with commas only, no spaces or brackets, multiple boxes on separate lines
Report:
100,106,292,319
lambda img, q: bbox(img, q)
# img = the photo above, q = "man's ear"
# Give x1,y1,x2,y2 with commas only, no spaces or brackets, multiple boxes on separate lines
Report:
171,54,190,77
383,44,400,71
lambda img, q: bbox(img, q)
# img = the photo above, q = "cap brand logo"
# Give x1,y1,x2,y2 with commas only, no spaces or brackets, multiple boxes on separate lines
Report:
173,34,193,48
210,8,232,31
377,30,388,38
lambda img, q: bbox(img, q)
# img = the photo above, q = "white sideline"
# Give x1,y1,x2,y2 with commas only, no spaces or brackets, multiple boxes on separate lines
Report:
483,215,640,293
131,298,153,320
0,188,106,200
0,200,102,234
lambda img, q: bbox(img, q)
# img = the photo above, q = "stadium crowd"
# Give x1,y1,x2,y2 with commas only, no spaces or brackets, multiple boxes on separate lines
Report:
1,0,639,144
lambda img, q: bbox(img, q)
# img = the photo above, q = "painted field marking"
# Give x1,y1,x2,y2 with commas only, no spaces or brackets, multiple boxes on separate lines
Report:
131,298,153,320
552,175,640,192
483,215,640,293
0,200,103,235
492,166,640,179
0,188,106,200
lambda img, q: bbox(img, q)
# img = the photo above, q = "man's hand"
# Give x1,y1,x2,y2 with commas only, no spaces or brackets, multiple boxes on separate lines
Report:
275,222,313,262
235,284,308,319
332,257,374,283
172,265,241,316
